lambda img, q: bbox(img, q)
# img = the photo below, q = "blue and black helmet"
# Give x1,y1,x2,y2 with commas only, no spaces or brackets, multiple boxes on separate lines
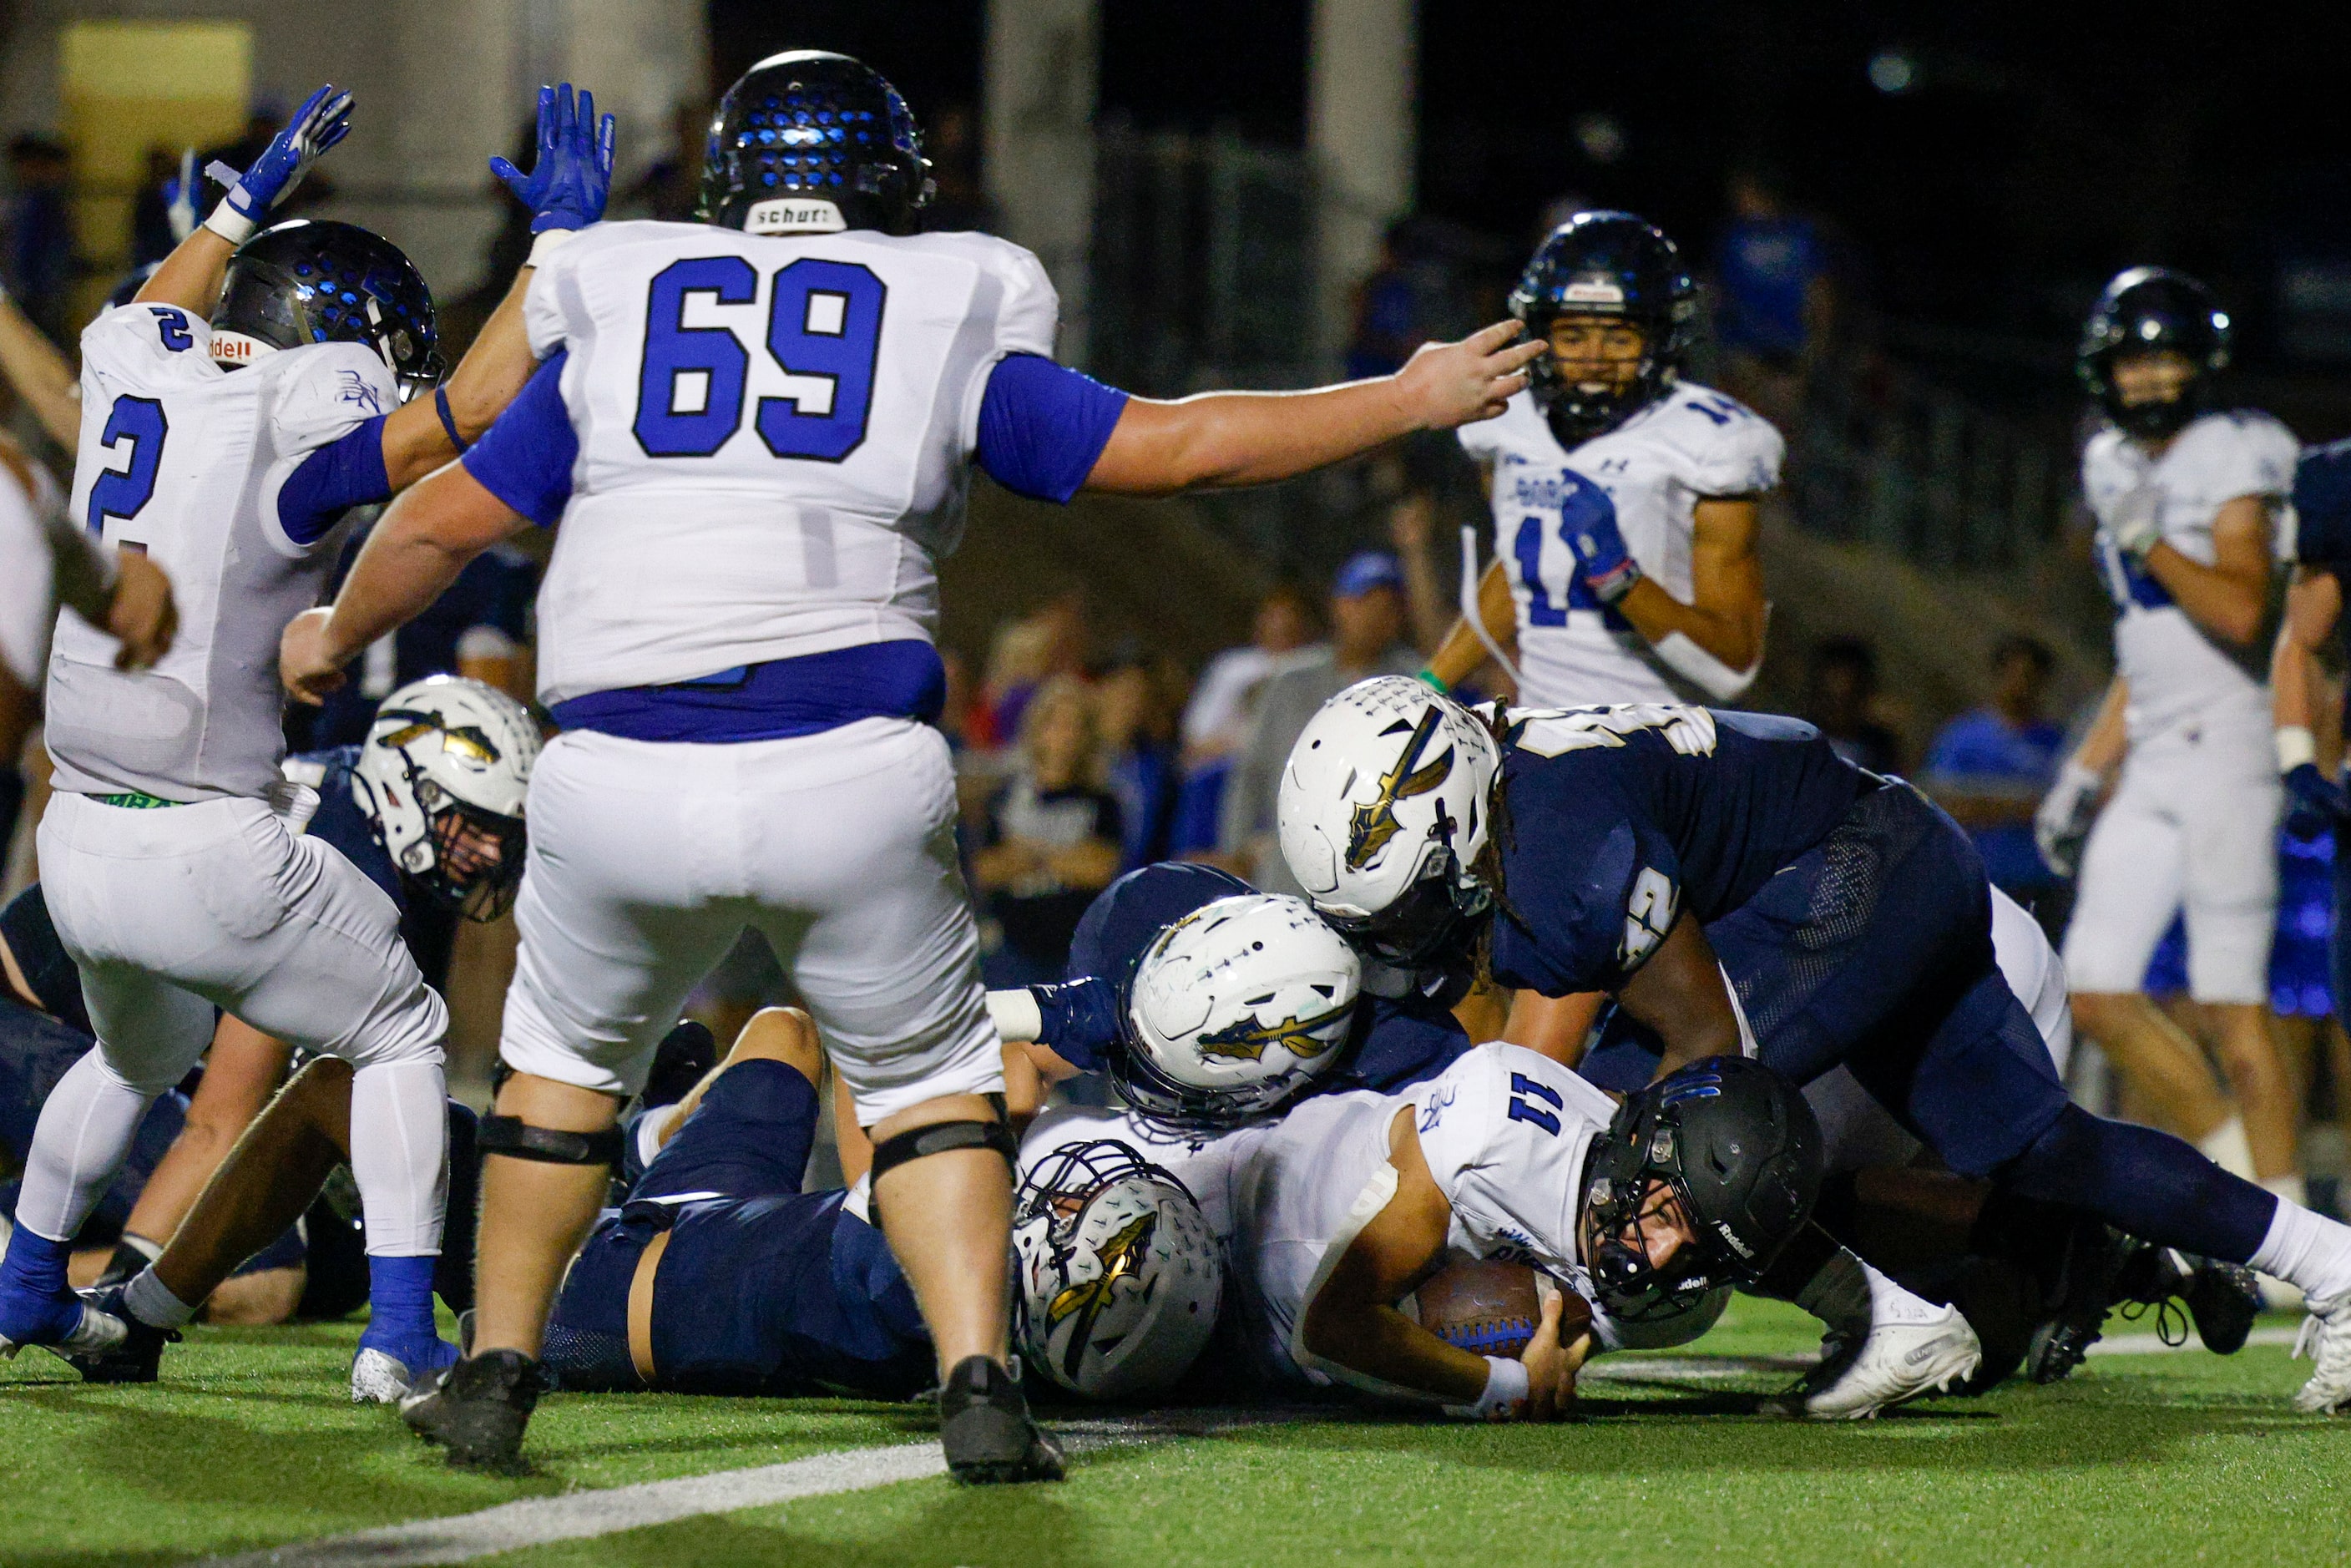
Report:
211,219,442,400
2077,266,2230,442
1509,210,1696,446
698,49,932,236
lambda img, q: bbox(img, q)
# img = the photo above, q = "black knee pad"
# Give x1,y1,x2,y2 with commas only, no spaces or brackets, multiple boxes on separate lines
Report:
478,1115,624,1169
867,1096,1017,1214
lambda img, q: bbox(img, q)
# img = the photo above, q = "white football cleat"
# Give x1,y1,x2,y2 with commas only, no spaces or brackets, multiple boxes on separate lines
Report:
1767,1267,1982,1420
2291,1292,2351,1415
351,1346,424,1404
0,1297,126,1363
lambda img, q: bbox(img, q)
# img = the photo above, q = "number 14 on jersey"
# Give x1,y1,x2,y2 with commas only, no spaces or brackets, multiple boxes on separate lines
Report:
632,255,886,463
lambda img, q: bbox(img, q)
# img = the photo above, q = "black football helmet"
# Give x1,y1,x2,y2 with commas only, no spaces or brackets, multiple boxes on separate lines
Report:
698,50,932,236
212,220,444,401
2076,266,2231,443
1580,1055,1823,1323
1509,210,1697,447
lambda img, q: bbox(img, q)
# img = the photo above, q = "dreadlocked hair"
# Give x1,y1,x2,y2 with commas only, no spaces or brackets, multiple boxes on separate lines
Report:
1467,705,1527,990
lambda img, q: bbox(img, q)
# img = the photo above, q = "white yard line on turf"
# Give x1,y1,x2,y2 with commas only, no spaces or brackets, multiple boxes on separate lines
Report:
190,1412,1267,1568
2086,1324,2299,1358
1585,1326,2306,1386
193,1443,946,1568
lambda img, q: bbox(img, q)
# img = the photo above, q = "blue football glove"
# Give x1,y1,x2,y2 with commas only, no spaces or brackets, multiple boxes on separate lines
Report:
205,84,352,242
2284,761,2351,839
1561,475,1641,604
490,83,618,235
1028,975,1120,1074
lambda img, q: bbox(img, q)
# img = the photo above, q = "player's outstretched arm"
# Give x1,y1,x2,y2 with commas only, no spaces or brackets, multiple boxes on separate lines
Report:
1081,324,1545,498
138,84,354,317
281,462,524,704
381,83,614,490
1423,556,1516,692
1617,913,1746,1080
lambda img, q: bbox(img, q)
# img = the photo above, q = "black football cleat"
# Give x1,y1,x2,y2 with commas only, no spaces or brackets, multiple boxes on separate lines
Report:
61,1284,178,1384
400,1348,540,1472
938,1356,1064,1485
2024,1219,2127,1384
641,1020,719,1112
2178,1254,2264,1356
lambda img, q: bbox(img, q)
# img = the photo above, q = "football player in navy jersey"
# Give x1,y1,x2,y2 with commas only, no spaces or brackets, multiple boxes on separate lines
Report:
1277,678,2351,1417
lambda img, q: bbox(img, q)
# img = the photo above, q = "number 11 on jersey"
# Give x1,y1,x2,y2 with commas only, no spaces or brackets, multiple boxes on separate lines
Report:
632,255,887,463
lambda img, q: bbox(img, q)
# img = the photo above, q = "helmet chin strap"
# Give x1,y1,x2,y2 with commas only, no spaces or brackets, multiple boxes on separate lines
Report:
1458,522,1525,690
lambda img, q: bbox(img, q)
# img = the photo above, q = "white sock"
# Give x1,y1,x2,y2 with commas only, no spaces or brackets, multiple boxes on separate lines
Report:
2249,1199,2351,1302
14,1050,159,1242
124,1267,193,1329
2198,1117,2257,1180
347,1060,450,1256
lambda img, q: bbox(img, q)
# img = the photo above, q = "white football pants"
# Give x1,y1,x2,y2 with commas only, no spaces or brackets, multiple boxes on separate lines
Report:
498,718,1002,1125
28,792,447,1253
2062,718,2281,1004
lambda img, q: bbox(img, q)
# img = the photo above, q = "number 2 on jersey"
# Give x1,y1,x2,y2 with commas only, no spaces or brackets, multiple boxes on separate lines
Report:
86,395,168,538
632,255,886,463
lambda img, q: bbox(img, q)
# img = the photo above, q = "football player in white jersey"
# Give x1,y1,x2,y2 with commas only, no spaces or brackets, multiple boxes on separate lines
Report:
1418,213,1780,1061
0,83,610,1395
276,51,1541,1479
1024,1049,1820,1417
1423,211,1778,710
2035,268,2304,1203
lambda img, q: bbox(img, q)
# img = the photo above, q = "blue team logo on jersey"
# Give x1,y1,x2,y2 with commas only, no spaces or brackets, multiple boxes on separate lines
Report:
336,369,385,417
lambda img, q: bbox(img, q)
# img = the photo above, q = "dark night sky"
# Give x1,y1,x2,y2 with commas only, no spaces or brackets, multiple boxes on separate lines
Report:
710,2,2351,393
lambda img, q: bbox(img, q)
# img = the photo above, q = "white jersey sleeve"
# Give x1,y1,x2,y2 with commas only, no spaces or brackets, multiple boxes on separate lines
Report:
77,302,220,398
1406,1043,1615,1285
1671,389,1785,496
250,344,397,559
953,242,1059,452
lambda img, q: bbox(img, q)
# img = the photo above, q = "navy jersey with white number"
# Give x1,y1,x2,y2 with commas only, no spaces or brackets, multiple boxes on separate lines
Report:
1488,704,1863,996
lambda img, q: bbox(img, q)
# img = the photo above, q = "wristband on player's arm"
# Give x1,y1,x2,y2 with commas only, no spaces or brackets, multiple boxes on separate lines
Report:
2278,726,2319,775
1414,668,1449,695
1441,1354,1529,1419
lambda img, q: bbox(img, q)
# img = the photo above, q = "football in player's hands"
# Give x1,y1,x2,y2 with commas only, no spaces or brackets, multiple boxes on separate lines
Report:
1415,1260,1590,1358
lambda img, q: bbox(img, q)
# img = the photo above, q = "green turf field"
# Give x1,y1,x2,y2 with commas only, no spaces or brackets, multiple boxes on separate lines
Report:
3,1298,2348,1567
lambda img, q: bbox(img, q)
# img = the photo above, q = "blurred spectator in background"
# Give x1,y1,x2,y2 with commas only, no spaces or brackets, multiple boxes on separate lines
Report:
1170,584,1319,857
1347,219,1441,381
972,678,1123,985
1712,161,1833,428
1803,635,1903,775
1095,641,1178,871
921,104,996,234
129,145,183,268
1221,551,1424,895
1387,487,1454,653
4,136,74,341
1921,635,2065,908
978,592,1090,747
618,101,710,224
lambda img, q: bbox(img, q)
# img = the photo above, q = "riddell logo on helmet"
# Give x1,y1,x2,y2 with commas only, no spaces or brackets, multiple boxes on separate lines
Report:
210,331,272,366
1713,1219,1754,1260
1563,280,1626,305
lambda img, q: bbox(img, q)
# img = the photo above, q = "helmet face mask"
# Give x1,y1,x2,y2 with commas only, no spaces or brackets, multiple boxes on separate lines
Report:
2077,266,2229,443
1511,211,1696,447
1116,893,1363,1128
1013,1141,1223,1399
1577,1057,1824,1323
698,49,933,236
353,676,542,923
211,220,444,401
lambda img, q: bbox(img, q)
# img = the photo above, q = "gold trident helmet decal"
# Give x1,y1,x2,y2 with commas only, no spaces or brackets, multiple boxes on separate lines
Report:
1344,706,1454,872
375,707,503,768
1044,1207,1159,1383
1194,998,1356,1063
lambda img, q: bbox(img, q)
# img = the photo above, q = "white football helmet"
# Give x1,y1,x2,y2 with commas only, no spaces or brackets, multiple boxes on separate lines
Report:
1121,893,1362,1125
1276,675,1500,966
1014,1141,1223,1399
352,675,541,919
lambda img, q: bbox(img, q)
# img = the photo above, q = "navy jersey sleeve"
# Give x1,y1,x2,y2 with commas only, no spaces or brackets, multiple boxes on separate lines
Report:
975,353,1129,504
1330,996,1471,1094
462,349,577,527
1488,759,1682,997
275,416,392,546
2293,438,2351,572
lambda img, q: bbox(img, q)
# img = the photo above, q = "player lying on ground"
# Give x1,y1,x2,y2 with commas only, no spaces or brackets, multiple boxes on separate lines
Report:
0,80,609,1383
1277,678,2351,1415
275,48,1544,1482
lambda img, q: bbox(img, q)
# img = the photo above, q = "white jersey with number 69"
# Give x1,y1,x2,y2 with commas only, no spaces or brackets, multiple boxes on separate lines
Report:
520,220,1056,705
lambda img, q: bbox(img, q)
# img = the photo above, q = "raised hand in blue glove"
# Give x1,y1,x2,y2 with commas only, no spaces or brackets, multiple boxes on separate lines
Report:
1027,975,1121,1073
490,83,618,235
2284,761,2351,840
1560,471,1641,605
204,83,353,245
